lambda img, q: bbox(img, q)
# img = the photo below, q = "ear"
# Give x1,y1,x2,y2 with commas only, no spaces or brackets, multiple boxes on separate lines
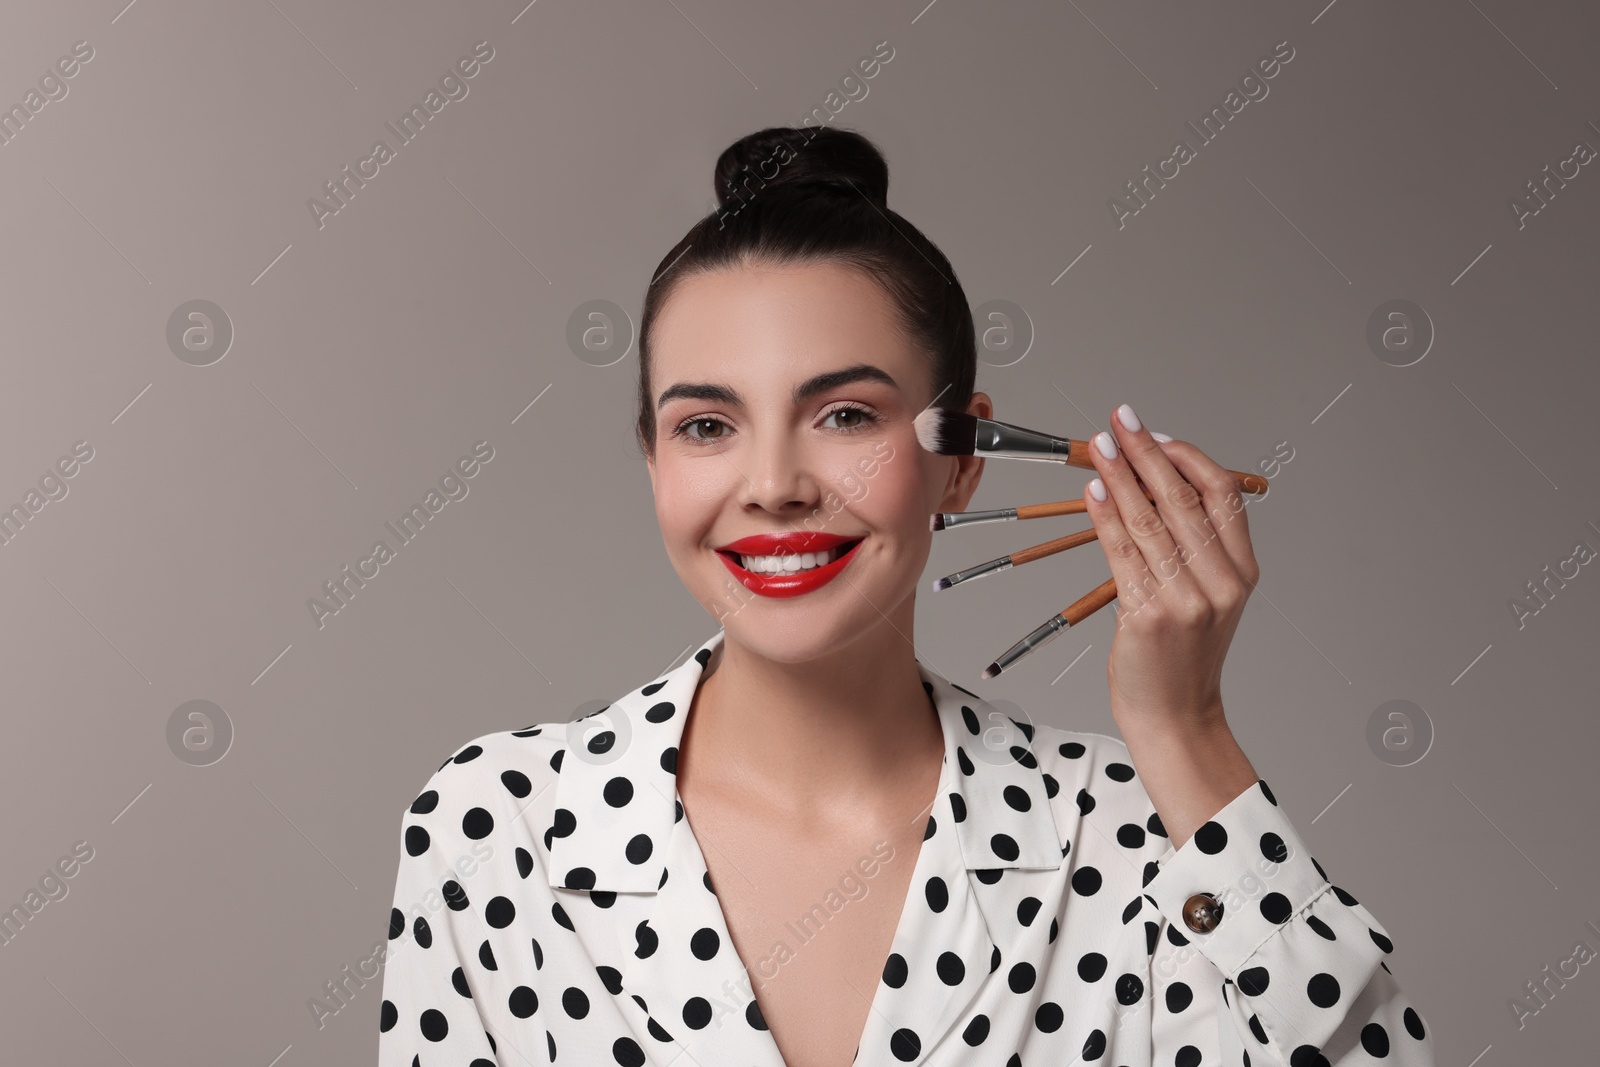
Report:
937,391,991,514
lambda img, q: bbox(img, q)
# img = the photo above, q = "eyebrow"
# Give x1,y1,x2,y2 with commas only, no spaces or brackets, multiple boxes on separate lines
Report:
656,362,900,411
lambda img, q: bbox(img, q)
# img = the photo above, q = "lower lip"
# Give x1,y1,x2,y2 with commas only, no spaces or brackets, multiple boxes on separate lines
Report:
716,540,864,598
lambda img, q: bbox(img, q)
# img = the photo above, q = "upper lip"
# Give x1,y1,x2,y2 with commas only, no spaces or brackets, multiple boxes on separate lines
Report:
715,532,863,555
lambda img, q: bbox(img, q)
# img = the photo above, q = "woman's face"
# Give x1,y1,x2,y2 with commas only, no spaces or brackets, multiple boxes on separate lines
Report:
645,259,990,663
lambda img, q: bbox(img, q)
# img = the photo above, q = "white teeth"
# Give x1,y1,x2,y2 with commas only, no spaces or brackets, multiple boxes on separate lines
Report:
733,543,856,574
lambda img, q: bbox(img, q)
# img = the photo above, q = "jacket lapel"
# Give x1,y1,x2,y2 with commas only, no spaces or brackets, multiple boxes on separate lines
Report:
547,629,1066,1067
851,670,1066,1067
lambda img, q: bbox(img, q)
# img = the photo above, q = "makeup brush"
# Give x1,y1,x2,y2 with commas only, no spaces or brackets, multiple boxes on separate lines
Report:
981,577,1121,679
932,489,1166,532
931,526,1099,590
914,409,1270,495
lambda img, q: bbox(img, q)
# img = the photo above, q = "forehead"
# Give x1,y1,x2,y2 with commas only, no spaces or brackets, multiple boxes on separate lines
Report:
651,259,921,388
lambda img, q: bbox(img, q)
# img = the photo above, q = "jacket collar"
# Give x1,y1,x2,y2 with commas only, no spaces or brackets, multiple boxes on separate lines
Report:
546,627,1064,894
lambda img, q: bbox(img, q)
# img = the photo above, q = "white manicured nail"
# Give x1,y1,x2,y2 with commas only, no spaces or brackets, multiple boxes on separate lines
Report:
1151,432,1173,443
1088,477,1107,502
1116,404,1141,432
1094,431,1118,460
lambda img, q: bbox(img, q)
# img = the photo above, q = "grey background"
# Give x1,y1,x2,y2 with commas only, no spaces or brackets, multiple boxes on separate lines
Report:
2,0,1595,1062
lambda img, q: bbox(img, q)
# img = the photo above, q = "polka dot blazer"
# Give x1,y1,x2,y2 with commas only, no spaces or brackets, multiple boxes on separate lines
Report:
378,627,1435,1066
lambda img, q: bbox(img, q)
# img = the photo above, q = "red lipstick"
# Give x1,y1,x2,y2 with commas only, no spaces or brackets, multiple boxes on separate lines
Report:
714,532,865,598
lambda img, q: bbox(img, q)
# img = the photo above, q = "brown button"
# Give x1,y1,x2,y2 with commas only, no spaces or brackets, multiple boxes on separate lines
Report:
1183,892,1223,933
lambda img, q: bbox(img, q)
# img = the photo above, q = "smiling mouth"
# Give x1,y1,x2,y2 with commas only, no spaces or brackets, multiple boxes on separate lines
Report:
717,538,864,575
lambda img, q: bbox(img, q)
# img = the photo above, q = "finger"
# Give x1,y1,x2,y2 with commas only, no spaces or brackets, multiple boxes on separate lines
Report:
1083,475,1160,618
1146,436,1260,589
1083,442,1174,621
1087,424,1196,608
1110,406,1238,598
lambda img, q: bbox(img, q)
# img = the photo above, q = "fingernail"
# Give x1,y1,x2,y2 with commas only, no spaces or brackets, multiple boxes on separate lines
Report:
1116,404,1141,432
1151,432,1173,443
1088,477,1107,502
1094,431,1118,460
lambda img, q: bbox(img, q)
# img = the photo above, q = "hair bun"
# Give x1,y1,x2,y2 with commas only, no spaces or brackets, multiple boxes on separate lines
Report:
714,126,889,211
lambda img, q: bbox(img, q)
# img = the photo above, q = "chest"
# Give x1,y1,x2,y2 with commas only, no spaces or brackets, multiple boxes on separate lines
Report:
687,800,928,1067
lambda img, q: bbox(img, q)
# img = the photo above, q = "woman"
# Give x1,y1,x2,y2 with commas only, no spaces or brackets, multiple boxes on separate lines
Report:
377,126,1436,1067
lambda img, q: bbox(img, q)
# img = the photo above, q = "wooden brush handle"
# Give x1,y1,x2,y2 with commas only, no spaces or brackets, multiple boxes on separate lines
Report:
1009,526,1100,565
1062,439,1269,494
1063,575,1121,626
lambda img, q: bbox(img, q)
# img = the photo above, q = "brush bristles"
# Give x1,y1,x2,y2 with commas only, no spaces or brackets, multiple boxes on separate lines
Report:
930,513,946,531
980,662,1000,680
931,576,951,591
913,407,978,456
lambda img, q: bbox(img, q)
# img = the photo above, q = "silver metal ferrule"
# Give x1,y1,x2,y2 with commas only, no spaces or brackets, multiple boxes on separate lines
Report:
938,506,1019,530
989,613,1071,676
939,556,1014,589
972,416,1076,462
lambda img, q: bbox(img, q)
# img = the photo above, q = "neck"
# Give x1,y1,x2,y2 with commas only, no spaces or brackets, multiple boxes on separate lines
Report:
680,614,943,822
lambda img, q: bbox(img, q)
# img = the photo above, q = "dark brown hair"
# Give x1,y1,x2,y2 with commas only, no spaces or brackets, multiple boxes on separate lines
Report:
634,125,976,459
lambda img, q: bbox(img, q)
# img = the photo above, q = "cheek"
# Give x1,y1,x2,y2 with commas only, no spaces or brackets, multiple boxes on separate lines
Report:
653,458,730,544
832,444,928,534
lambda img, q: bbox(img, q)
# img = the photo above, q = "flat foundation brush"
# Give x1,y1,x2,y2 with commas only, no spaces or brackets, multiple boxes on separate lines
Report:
914,409,1270,494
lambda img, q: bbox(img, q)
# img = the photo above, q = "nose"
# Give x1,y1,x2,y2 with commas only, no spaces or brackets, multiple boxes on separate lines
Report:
734,431,823,516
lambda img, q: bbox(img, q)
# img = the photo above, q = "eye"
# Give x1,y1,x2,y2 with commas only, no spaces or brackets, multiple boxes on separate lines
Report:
670,414,732,444
820,404,880,433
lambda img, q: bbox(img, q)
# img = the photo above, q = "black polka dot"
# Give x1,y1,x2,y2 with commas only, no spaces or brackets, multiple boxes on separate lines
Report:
883,952,908,988
603,777,634,806
1289,1044,1330,1067
419,1007,448,1040
1193,820,1228,854
1260,892,1293,924
683,997,712,1029
462,807,494,839
690,927,720,960
562,986,590,1018
509,986,538,1017
936,951,965,985
405,825,430,857
1238,966,1271,995
481,896,514,928
1166,981,1194,1012
889,1027,921,1061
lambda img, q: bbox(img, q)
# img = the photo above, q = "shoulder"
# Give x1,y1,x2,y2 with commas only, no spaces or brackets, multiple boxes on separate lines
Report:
395,720,572,855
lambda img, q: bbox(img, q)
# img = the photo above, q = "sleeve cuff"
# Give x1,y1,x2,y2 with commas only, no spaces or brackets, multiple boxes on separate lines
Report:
1141,778,1334,977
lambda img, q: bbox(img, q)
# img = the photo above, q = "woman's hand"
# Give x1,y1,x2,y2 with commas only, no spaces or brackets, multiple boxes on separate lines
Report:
1081,404,1261,737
